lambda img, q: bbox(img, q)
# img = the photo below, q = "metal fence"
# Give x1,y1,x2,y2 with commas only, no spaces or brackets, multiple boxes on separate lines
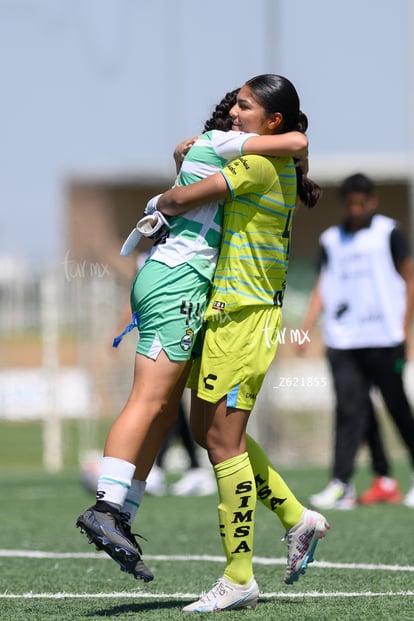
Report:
1,267,412,470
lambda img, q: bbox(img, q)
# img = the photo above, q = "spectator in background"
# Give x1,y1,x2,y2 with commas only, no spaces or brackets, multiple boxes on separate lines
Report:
298,173,414,509
145,398,216,496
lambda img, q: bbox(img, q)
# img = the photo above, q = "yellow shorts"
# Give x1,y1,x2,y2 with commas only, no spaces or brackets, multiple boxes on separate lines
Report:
188,305,282,411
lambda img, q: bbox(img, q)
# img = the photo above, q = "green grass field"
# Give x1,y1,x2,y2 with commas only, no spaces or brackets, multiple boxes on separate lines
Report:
1,421,413,620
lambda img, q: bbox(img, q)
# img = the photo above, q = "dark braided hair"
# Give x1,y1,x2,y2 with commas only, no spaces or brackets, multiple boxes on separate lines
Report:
246,74,321,208
203,88,240,132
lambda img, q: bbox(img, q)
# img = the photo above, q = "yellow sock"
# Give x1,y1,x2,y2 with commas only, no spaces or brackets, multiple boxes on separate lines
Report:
246,434,304,530
214,452,255,585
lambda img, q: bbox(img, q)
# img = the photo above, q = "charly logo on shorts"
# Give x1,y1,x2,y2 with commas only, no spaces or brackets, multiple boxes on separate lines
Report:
180,328,194,351
212,300,225,310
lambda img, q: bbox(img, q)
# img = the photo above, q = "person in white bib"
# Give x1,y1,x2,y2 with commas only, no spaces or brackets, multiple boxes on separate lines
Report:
298,173,414,509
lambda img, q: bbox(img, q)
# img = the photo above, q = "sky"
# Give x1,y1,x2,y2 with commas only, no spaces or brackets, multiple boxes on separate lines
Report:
0,0,411,268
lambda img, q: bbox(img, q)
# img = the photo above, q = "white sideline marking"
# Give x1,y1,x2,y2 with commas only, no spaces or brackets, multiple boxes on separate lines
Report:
0,550,413,573
1,590,413,600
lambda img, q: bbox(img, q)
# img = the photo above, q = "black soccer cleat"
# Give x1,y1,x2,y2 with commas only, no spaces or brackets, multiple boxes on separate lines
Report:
76,500,154,582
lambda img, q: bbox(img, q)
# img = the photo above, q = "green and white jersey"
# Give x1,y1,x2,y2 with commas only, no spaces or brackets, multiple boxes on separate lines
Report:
206,153,297,313
149,129,254,281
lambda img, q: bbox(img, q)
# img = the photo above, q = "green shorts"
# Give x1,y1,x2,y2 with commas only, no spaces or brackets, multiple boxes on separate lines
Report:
189,305,282,410
131,259,210,361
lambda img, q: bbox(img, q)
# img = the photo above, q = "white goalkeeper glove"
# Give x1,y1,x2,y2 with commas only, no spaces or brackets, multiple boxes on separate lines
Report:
136,210,170,238
120,209,170,256
144,193,162,216
120,228,142,256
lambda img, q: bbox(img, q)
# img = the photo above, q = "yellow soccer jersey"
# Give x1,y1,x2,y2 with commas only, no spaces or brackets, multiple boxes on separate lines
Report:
206,153,297,315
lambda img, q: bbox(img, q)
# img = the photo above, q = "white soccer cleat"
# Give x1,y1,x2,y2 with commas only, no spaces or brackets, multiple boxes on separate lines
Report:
403,473,414,508
145,465,167,496
309,479,356,510
284,508,330,585
182,576,259,612
171,468,216,496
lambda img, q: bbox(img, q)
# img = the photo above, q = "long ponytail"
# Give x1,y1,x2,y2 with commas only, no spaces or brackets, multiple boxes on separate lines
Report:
246,74,321,208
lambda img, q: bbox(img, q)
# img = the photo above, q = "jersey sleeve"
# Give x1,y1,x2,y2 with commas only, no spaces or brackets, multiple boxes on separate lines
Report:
209,130,257,161
219,154,276,197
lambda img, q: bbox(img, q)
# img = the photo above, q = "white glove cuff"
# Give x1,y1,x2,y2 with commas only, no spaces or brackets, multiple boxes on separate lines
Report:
144,193,162,216
136,211,170,237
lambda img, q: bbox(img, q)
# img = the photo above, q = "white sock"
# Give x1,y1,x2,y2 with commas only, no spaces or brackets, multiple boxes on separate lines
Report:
122,479,147,525
96,456,136,509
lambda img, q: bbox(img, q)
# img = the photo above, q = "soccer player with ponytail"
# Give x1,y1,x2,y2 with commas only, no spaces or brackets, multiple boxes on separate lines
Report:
155,74,329,612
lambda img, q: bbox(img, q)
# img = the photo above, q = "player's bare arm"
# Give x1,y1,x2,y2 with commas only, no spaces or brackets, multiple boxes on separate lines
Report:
157,172,230,216
243,131,308,158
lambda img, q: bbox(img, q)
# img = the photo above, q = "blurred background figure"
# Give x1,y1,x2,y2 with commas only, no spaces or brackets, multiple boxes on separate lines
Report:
298,173,414,509
146,399,216,497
